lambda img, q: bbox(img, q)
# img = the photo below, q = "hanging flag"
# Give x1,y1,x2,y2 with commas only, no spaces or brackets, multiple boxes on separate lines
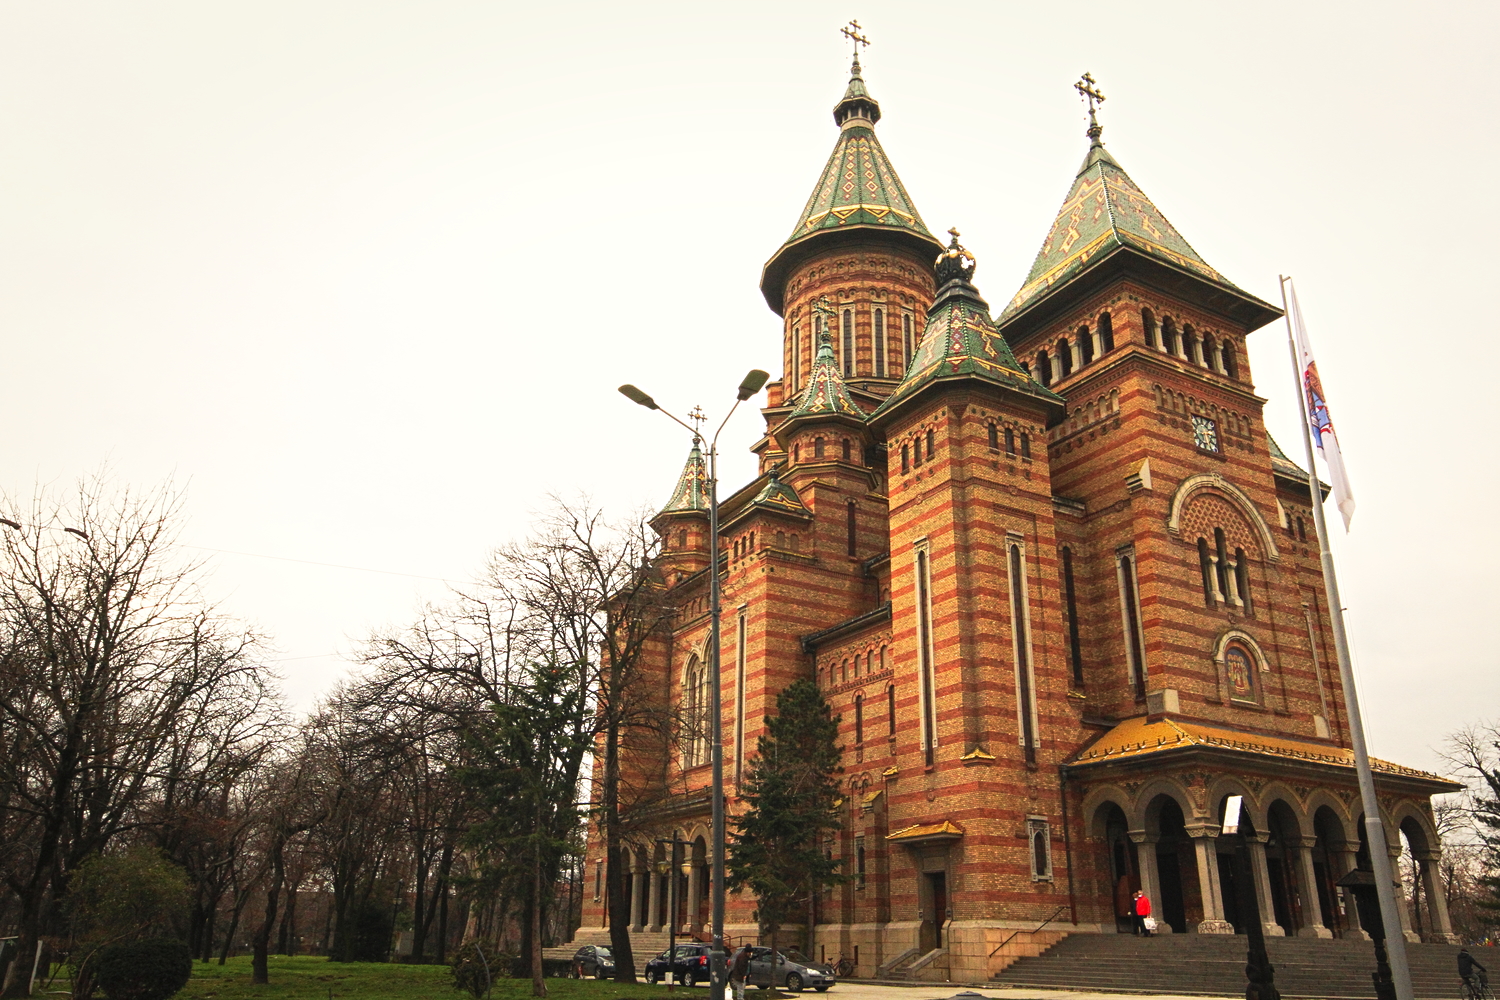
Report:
1286,279,1356,530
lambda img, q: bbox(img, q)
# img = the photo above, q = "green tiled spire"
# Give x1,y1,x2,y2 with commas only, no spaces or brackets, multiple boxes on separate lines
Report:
761,56,943,314
659,440,708,516
785,303,867,423
747,467,809,518
1001,124,1235,321
873,233,1064,423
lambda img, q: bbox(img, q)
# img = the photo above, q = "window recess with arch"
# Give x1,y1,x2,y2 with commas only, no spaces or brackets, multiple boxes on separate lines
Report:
1194,522,1256,616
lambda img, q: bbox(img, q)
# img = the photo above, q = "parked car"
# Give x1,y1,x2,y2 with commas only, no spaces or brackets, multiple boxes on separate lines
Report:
644,943,715,986
571,945,615,979
746,947,835,992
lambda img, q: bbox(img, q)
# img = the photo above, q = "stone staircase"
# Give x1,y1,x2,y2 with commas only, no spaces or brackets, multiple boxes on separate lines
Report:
993,933,1471,999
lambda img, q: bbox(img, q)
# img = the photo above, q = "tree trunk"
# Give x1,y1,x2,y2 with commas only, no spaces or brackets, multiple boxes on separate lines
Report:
603,716,636,982
436,881,450,965
252,847,286,984
219,890,250,965
531,847,547,998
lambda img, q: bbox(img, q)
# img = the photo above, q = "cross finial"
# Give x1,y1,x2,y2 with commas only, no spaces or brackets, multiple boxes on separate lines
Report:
841,20,870,60
1075,72,1106,143
687,405,706,437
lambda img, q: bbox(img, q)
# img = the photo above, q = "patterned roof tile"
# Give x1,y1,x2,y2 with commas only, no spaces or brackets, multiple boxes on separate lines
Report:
658,441,708,516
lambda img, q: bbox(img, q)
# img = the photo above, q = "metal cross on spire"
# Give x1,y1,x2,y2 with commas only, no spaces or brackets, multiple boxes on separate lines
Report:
841,20,870,60
687,405,707,438
1075,71,1106,142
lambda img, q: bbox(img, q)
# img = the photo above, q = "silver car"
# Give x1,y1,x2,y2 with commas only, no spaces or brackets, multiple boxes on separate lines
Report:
746,947,835,992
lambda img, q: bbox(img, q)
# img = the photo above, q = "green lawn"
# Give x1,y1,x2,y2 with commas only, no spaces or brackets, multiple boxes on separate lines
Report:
181,956,685,1000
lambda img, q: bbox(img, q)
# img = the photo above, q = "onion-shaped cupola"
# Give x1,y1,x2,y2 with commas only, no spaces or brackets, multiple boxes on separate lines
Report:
760,54,944,316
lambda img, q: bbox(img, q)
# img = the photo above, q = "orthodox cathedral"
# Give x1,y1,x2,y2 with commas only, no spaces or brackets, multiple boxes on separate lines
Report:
576,53,1458,980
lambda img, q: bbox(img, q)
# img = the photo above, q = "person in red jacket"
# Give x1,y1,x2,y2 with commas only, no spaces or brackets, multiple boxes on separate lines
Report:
1132,890,1153,936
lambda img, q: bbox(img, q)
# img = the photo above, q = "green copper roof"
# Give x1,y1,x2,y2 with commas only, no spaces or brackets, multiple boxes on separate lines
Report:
1001,132,1235,321
1267,433,1308,481
785,313,867,423
873,236,1064,421
659,441,708,516
747,467,809,518
783,59,934,246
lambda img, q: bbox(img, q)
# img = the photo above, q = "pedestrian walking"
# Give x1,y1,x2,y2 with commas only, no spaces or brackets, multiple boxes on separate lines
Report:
1132,890,1153,937
729,945,751,1000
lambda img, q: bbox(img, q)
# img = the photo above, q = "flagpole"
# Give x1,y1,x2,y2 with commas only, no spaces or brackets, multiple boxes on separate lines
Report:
1280,275,1413,1000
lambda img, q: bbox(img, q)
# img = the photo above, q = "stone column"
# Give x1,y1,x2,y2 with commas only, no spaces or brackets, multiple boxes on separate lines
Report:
1330,844,1368,940
1189,826,1233,934
685,862,703,933
631,867,647,931
1192,332,1206,367
1246,834,1285,936
1091,325,1105,359
647,868,663,932
1129,831,1172,934
1417,853,1459,943
1212,341,1226,373
1390,847,1422,943
1067,336,1081,374
1290,837,1332,938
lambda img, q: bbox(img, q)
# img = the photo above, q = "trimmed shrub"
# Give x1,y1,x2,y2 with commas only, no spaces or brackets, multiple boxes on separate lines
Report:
94,939,191,1000
449,941,514,998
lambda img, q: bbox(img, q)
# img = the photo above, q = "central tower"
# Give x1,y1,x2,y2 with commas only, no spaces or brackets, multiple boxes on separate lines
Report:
759,47,945,435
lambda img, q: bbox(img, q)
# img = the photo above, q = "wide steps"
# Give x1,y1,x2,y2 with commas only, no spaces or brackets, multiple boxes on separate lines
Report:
993,934,1470,999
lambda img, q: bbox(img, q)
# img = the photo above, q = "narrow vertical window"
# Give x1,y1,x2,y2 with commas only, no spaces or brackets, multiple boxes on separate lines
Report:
735,609,747,783
594,861,603,901
1062,546,1083,687
846,501,857,557
1028,819,1052,880
916,547,937,766
1008,542,1037,762
987,423,999,450
912,435,921,465
1235,547,1254,616
854,694,864,743
1099,312,1115,352
791,324,801,392
1004,428,1016,457
1057,337,1073,377
926,428,935,458
855,837,867,887
887,684,897,736
1198,538,1216,607
874,309,885,376
1021,433,1031,460
1223,341,1239,379
815,436,825,458
842,438,851,460
903,313,913,366
842,309,854,377
1079,324,1094,364
1117,552,1147,699
1214,527,1231,600
1142,307,1158,350
1037,350,1051,386
901,443,909,473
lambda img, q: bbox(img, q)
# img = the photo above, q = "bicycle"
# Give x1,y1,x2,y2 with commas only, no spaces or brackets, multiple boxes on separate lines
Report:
1463,969,1494,1000
832,955,854,979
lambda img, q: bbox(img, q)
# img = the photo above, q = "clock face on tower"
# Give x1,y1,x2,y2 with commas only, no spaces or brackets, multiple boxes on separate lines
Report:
1192,414,1220,453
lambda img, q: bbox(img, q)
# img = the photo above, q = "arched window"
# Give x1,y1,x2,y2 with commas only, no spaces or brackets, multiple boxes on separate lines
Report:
1163,317,1180,356
677,530,687,549
926,428,935,458
1214,527,1231,601
901,443,910,473
1225,643,1257,702
1030,820,1051,880
841,658,849,683
912,435,922,465
887,684,897,736
1142,307,1158,349
854,694,864,743
1037,350,1051,386
903,313,913,366
1099,312,1115,353
1057,337,1073,377
987,423,999,450
1061,546,1083,687
846,501,857,557
842,309,854,377
684,655,708,767
1118,552,1147,699
1296,516,1306,542
1020,433,1031,460
874,309,885,377
814,436,825,458
1202,332,1217,372
1222,341,1239,379
1079,324,1094,365
842,438,852,461
1008,542,1037,763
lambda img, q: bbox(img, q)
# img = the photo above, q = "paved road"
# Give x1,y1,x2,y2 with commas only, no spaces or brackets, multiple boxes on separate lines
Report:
729,985,1233,1000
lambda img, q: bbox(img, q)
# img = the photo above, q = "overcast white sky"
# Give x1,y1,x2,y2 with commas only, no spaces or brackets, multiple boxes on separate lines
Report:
0,1,1493,778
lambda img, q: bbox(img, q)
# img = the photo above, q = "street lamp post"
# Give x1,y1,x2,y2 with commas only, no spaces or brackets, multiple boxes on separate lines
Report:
656,836,693,989
621,369,768,1000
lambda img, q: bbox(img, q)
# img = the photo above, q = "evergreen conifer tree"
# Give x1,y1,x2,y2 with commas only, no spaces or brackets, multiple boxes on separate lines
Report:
727,679,846,966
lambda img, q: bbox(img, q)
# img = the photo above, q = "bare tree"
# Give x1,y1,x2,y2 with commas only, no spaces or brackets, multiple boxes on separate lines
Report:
0,479,271,997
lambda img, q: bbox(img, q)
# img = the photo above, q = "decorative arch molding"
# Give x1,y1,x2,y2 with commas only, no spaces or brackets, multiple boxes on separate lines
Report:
1259,783,1312,839
1081,785,1134,838
1305,789,1356,837
1167,473,1281,564
1213,629,1272,705
1390,801,1441,858
1131,778,1200,832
